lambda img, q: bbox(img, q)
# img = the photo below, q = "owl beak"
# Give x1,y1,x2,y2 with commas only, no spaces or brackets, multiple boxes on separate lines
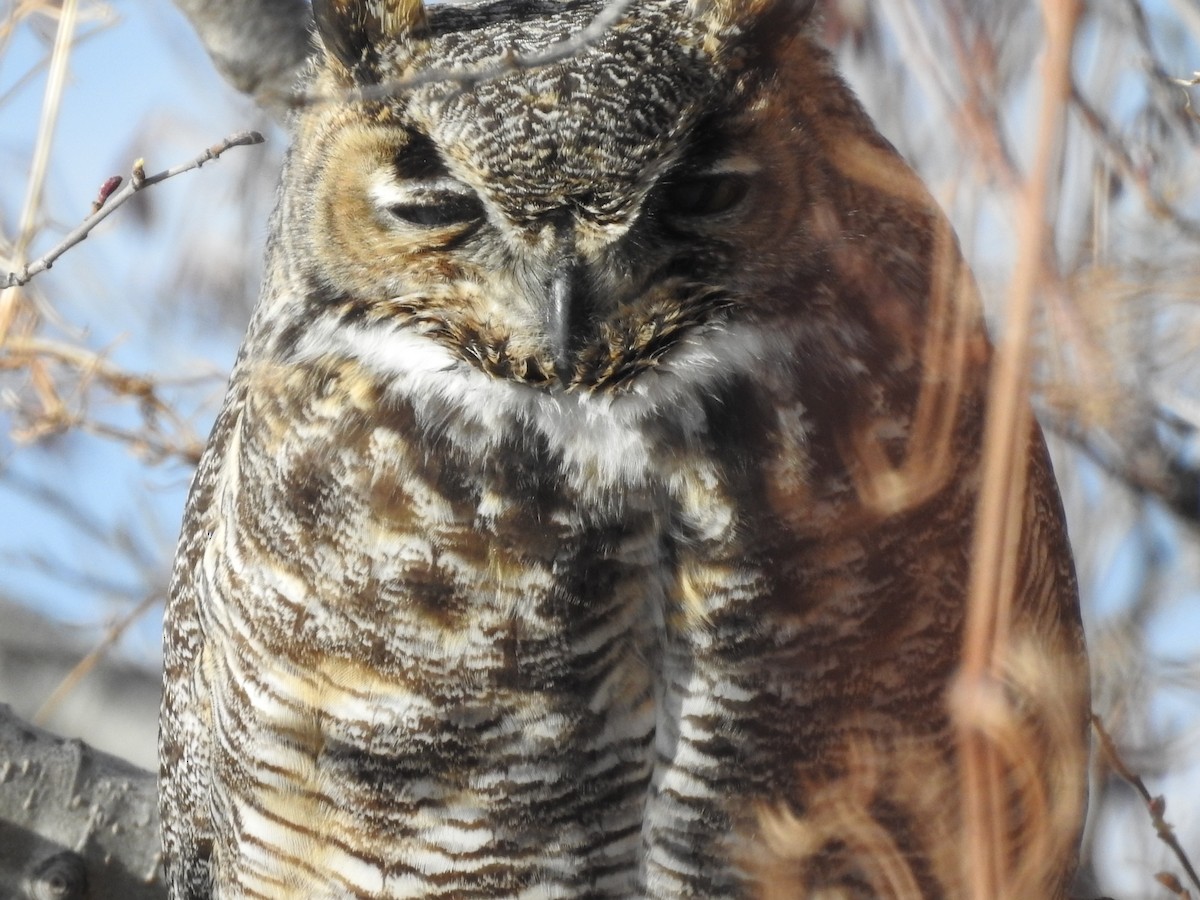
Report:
545,256,589,387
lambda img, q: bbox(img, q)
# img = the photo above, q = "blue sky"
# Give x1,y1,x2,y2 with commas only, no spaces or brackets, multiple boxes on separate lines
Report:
0,0,276,650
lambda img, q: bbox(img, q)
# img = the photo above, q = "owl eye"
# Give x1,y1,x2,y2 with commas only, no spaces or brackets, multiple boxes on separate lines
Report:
387,193,484,229
663,174,750,218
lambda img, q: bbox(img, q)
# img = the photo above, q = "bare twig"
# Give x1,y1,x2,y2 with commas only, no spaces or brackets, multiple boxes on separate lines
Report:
1071,85,1200,238
1174,70,1200,124
174,0,639,116
3,130,265,289
1121,0,1200,131
2,336,157,397
1042,407,1200,530
1093,714,1200,896
33,593,162,727
1,336,210,463
929,0,1023,188
0,19,114,110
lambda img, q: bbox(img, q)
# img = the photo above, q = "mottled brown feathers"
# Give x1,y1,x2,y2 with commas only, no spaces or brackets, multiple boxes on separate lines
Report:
160,0,1088,897
314,0,428,78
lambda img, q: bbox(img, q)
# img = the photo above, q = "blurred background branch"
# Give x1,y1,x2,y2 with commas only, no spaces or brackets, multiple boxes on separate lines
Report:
170,0,312,119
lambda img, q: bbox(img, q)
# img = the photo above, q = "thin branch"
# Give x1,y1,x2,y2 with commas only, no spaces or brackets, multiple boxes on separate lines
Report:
1043,408,1200,530
175,0,638,116
1092,714,1200,896
930,0,1023,189
2,336,157,397
0,20,113,110
33,593,162,727
5,406,205,465
1,336,210,462
3,130,265,289
1070,84,1200,238
1122,0,1200,132
1173,70,1200,124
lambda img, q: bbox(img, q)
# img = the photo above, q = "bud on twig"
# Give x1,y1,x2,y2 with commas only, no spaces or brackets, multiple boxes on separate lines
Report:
90,176,122,214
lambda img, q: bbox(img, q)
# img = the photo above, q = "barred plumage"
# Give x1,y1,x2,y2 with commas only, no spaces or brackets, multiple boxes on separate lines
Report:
160,0,1089,896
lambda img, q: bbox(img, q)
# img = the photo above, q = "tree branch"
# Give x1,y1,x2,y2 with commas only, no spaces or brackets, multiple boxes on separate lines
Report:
3,131,265,290
0,705,163,900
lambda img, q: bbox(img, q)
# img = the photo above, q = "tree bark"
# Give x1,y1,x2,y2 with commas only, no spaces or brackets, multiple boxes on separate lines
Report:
0,704,163,900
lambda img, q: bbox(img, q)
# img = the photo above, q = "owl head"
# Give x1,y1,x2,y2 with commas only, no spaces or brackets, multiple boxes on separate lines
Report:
268,0,943,408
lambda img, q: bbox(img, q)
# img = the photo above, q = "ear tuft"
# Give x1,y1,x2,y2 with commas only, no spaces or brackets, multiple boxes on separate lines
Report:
313,0,428,81
688,0,815,52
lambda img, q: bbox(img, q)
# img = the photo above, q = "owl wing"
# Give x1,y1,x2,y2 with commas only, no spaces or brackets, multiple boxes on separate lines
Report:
160,379,250,900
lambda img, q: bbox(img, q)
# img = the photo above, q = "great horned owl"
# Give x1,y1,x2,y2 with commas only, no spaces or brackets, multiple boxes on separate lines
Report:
160,0,1089,897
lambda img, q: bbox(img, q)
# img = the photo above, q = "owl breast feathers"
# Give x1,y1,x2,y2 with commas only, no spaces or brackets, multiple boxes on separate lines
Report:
159,0,1089,896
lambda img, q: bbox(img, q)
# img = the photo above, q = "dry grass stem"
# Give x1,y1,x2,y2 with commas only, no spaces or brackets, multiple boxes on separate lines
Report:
32,592,160,726
755,741,928,899
0,0,78,345
752,640,1087,898
956,1,1081,897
